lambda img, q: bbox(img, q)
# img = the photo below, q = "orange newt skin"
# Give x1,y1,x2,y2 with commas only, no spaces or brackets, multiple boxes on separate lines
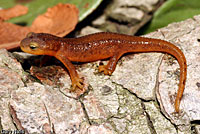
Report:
20,32,187,112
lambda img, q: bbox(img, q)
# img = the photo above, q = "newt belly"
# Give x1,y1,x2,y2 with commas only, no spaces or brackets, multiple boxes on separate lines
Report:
20,32,187,112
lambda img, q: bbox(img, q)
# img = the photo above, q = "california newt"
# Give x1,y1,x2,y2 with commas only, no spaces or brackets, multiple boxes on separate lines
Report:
20,32,187,112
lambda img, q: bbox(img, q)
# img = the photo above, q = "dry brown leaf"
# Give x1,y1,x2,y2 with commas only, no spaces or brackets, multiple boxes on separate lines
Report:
0,3,79,50
0,22,30,49
0,5,28,21
31,3,79,37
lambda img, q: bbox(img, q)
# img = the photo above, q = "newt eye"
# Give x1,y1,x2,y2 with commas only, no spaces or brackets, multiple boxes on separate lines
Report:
29,42,38,50
26,32,35,38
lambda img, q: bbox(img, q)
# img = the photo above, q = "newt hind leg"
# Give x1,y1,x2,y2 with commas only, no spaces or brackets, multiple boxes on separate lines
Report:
99,52,123,75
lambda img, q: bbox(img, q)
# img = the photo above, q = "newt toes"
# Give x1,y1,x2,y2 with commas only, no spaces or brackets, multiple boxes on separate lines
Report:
20,32,187,112
98,65,113,75
71,76,84,91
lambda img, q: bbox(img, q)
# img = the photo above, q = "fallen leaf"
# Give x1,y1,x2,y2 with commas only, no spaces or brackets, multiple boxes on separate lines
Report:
0,3,79,50
0,5,28,21
0,22,30,50
31,3,79,37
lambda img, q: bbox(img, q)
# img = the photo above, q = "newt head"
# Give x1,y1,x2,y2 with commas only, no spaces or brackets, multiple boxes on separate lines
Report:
20,32,58,56
20,32,47,55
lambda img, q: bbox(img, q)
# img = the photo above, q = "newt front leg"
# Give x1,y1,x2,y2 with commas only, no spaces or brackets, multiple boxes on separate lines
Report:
55,53,84,91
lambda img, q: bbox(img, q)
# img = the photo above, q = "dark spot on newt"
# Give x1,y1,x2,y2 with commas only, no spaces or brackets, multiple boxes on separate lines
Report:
183,79,186,84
